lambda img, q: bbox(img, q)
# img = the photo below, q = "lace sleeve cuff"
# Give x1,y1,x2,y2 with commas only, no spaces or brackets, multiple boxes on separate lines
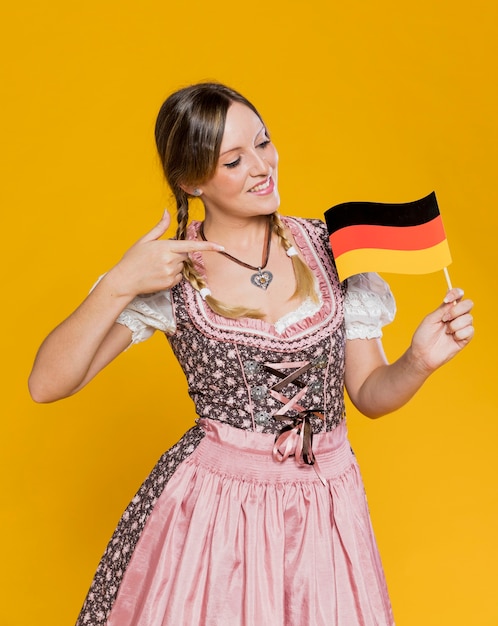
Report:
344,273,396,340
90,275,176,344
116,290,176,345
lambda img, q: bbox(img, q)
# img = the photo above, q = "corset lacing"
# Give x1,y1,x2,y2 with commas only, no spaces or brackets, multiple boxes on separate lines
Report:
264,361,327,485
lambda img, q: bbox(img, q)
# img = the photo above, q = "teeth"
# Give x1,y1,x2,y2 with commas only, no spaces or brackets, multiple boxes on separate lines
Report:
250,178,270,192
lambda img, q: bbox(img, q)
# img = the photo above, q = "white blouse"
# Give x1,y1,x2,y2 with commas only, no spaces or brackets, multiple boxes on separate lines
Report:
112,272,395,346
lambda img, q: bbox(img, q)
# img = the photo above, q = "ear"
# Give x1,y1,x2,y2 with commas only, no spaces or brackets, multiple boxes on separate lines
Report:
180,183,203,197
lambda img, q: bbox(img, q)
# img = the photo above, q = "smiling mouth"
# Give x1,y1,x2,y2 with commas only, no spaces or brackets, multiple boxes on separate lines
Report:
249,177,271,193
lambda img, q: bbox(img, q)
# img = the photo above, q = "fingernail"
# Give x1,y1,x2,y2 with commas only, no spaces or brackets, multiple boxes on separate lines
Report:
443,288,464,304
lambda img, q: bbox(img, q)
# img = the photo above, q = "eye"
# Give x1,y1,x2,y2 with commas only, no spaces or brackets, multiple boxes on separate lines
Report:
224,157,241,169
257,139,271,149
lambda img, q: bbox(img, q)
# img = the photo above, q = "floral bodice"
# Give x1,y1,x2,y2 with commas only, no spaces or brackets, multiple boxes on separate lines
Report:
115,217,396,436
167,218,346,435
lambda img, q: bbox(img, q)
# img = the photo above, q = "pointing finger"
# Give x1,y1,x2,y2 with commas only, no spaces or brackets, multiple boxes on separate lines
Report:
169,240,225,254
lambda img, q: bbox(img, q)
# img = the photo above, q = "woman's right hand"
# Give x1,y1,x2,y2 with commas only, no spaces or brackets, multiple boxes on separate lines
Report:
28,211,223,402
106,210,224,299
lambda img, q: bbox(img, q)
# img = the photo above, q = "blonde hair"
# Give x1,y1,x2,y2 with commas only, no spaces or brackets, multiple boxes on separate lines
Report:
155,83,318,319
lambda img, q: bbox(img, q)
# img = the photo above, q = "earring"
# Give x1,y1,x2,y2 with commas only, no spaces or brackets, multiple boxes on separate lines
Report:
192,188,202,197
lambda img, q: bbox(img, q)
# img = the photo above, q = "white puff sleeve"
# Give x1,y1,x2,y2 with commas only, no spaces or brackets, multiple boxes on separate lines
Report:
90,274,176,347
116,290,176,344
344,273,396,340
91,276,176,344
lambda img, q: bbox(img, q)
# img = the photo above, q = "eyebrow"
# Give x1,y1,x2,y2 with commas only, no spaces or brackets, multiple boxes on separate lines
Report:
219,124,266,157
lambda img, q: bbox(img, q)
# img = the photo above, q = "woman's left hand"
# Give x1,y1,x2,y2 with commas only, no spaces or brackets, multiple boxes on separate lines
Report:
410,287,474,374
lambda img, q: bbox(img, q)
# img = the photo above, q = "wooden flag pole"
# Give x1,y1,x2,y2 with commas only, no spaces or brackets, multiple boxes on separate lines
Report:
443,267,452,291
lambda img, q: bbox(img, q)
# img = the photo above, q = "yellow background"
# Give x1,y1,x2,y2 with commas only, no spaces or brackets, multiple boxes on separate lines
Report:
2,1,497,624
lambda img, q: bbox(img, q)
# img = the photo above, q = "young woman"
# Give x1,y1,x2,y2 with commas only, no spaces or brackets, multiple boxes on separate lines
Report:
29,83,474,625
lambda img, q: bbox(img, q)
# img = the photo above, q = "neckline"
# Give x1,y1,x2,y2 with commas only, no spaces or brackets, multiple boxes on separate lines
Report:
186,217,337,339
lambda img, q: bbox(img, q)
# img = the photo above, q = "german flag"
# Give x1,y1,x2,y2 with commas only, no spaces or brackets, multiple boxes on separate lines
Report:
324,191,452,282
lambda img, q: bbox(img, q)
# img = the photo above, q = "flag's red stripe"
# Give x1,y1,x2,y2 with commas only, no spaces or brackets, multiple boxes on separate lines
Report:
329,215,447,257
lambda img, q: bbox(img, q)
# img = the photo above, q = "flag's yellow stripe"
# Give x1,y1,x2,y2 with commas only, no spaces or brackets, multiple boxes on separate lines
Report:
335,240,452,282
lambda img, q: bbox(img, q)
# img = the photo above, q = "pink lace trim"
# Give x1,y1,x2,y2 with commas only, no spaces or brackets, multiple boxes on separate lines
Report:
186,217,341,341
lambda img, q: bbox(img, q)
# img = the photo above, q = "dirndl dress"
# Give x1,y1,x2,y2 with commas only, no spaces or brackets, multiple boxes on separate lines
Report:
76,217,396,626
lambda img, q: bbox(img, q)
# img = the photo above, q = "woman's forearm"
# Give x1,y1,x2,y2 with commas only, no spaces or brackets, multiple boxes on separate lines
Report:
349,346,432,418
345,288,474,418
28,212,227,404
28,272,133,403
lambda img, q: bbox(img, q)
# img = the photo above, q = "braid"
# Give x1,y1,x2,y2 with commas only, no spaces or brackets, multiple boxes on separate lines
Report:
175,190,209,292
175,191,190,241
271,213,319,304
270,212,292,251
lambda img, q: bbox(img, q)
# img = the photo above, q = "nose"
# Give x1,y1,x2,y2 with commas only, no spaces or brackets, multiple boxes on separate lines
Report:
248,149,271,177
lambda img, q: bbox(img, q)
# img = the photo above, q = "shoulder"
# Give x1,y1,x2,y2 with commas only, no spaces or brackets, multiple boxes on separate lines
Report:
282,215,335,258
282,215,326,231
281,216,329,247
281,215,345,301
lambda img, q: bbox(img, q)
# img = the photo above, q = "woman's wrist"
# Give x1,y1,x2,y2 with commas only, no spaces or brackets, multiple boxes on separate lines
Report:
404,343,436,380
96,265,138,305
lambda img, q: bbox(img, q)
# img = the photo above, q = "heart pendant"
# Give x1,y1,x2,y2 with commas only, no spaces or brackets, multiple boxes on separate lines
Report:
250,269,273,290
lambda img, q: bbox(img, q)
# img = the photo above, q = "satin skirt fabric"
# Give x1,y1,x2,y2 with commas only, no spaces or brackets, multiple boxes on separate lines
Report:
107,419,394,626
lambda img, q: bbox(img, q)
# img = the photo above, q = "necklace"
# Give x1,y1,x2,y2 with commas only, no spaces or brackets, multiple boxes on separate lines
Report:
199,220,274,290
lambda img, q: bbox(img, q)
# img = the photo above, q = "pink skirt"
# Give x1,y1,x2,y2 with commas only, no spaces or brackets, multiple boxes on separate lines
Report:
107,419,394,625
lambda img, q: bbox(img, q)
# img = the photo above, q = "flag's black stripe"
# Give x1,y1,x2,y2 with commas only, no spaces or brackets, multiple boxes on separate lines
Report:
325,192,439,234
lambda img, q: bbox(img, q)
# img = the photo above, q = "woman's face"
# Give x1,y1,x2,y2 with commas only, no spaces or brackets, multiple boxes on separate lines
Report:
197,102,280,221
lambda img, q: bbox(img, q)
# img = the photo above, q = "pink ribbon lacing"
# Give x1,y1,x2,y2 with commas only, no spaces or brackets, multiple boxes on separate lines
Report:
263,361,327,486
